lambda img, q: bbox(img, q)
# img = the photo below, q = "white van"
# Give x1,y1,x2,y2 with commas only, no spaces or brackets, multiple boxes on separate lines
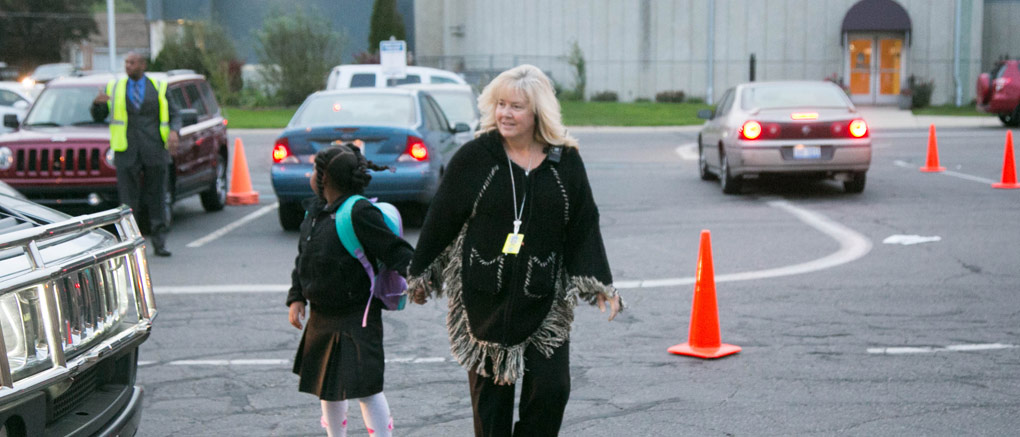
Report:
326,64,466,90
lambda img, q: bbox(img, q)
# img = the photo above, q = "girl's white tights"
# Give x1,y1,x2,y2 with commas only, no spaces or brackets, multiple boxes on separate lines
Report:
321,392,392,437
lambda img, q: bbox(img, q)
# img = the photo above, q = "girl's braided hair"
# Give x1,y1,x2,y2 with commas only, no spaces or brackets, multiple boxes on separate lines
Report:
313,143,390,200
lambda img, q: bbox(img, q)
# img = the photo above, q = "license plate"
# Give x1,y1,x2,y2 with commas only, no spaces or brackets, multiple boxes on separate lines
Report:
792,145,821,159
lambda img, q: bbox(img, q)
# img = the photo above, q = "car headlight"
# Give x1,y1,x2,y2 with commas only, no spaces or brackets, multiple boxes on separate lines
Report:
0,147,12,171
1,287,52,379
104,148,115,167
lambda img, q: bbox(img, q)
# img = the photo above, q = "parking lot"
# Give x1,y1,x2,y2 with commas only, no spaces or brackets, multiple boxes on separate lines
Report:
135,122,1020,436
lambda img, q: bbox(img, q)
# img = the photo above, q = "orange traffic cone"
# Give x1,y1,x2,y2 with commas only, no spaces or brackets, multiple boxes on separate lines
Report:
226,137,259,205
668,230,741,359
992,131,1020,189
920,124,946,172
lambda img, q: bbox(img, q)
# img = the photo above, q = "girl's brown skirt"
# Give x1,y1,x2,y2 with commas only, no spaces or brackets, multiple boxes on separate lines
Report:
293,306,384,401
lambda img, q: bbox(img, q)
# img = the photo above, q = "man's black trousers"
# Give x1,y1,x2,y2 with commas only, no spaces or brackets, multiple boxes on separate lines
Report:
117,160,170,250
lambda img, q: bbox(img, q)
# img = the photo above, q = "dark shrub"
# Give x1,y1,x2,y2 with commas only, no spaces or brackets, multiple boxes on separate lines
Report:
655,90,686,103
907,75,935,109
590,91,618,102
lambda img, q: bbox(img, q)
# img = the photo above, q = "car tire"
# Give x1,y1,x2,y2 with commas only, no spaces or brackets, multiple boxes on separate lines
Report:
720,153,743,195
844,171,866,194
200,154,227,212
279,202,304,231
698,142,716,181
999,104,1020,127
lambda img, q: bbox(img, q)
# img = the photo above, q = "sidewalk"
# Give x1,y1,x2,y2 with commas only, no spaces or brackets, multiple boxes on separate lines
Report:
856,106,1004,130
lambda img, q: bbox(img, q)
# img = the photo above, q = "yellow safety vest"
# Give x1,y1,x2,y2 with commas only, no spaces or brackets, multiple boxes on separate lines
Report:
106,76,170,152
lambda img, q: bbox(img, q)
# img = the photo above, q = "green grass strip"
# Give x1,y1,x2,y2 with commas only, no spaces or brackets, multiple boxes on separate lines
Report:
561,101,712,126
222,107,297,129
911,104,989,117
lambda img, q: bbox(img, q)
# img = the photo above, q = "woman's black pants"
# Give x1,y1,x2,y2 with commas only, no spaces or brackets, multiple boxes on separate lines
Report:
467,342,570,437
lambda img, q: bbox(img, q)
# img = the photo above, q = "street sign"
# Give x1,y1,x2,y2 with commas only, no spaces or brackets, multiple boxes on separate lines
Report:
380,38,407,80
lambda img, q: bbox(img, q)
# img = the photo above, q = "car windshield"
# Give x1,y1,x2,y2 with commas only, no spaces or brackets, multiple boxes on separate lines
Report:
428,91,476,125
741,84,849,110
291,93,415,127
23,85,105,127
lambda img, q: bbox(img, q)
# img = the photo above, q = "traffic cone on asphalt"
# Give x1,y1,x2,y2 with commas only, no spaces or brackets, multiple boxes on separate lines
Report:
920,124,946,173
668,230,741,359
992,131,1020,189
226,137,259,205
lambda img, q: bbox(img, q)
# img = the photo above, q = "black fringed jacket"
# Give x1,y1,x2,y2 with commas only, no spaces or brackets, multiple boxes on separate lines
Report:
408,130,620,384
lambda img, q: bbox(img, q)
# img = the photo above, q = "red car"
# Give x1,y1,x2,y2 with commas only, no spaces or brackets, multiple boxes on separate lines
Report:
977,60,1020,127
0,72,229,215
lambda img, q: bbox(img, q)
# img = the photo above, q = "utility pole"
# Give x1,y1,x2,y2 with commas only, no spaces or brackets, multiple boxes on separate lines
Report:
107,0,116,72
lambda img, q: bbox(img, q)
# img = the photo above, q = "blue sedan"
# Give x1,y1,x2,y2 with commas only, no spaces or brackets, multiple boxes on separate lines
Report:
271,88,469,230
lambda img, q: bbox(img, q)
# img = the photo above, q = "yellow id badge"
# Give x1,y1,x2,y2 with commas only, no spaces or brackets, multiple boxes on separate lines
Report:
502,233,524,254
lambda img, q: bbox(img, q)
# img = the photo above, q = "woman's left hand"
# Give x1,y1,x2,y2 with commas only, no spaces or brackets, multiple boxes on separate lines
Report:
597,293,621,321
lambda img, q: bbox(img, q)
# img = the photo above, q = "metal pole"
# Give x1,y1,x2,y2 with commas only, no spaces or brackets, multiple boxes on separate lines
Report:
107,0,116,72
953,0,962,107
750,53,756,82
707,0,715,104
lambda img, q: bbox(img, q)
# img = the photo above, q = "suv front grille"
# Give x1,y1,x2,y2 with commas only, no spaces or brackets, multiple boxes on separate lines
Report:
15,146,102,175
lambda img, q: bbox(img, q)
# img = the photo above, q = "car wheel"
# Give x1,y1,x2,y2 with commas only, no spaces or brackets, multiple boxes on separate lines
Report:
720,153,743,195
278,202,304,231
844,171,866,194
1000,105,1020,127
200,154,227,212
698,143,716,181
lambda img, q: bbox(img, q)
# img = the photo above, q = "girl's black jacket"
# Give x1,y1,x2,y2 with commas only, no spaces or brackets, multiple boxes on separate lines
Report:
286,195,414,316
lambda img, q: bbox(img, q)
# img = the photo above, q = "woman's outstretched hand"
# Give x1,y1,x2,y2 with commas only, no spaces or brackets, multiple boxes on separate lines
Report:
289,301,306,330
597,293,621,321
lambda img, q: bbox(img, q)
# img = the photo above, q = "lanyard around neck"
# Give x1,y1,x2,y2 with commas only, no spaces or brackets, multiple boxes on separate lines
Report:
507,153,530,235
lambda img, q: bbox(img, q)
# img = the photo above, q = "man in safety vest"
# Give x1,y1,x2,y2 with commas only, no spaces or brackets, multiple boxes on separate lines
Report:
91,52,181,257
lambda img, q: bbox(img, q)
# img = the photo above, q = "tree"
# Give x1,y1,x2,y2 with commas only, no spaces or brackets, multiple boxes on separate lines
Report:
0,0,101,73
151,21,240,102
255,9,344,105
367,0,406,54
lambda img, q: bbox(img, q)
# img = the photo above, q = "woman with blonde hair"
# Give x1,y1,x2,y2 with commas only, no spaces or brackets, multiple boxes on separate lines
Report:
408,64,622,436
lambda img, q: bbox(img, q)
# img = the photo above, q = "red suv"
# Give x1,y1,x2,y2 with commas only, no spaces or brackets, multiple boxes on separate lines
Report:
977,60,1020,127
0,71,228,213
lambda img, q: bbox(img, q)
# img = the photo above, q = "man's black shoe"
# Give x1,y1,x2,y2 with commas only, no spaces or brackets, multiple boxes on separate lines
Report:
154,247,172,257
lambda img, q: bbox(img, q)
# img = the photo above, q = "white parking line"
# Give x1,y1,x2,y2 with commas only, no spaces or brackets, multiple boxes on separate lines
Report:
674,143,698,161
867,343,1015,355
615,200,872,289
185,202,280,248
139,357,449,367
893,160,998,184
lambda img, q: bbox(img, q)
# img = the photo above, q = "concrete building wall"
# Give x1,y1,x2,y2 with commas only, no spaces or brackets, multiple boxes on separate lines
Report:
418,0,987,105
982,0,1020,71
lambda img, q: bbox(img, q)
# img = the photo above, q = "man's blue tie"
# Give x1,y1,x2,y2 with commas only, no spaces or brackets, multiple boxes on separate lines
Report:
130,81,142,109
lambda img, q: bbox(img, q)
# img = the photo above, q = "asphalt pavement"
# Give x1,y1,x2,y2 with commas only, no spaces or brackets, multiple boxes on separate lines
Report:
133,110,1020,436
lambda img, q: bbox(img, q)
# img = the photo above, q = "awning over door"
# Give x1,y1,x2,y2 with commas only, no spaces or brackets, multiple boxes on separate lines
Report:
841,0,912,34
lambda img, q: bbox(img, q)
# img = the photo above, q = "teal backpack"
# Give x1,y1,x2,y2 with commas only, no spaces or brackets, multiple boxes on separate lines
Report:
335,195,408,327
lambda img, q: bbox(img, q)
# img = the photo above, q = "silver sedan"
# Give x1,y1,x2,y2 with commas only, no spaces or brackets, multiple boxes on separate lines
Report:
697,81,871,194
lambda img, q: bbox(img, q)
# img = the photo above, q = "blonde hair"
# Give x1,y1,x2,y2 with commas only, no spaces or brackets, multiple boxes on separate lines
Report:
477,64,578,148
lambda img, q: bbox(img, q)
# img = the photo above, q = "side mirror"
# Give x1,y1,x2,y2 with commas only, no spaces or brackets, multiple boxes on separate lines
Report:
452,122,470,133
697,109,714,120
180,108,198,127
12,100,28,110
3,114,18,129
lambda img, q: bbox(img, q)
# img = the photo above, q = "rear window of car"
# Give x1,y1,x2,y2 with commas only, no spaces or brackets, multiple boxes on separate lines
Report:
350,73,376,88
741,84,849,110
291,94,416,127
388,75,421,86
0,89,23,106
431,76,459,84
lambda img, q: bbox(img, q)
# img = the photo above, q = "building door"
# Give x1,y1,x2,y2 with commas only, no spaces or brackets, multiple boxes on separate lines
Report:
848,34,905,105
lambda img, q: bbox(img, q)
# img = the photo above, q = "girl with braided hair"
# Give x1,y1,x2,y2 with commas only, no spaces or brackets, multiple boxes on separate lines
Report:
286,143,412,437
